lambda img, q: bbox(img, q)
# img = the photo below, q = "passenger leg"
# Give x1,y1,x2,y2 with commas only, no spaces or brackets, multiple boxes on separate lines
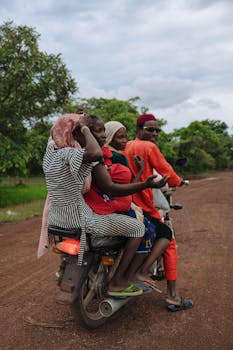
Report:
108,237,142,291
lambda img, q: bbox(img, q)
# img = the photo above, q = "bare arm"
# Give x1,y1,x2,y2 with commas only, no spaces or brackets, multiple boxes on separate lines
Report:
92,163,169,197
82,126,103,162
132,155,144,183
75,125,103,163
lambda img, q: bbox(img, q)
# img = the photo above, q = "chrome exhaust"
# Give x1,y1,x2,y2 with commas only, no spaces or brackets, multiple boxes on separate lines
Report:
99,297,131,317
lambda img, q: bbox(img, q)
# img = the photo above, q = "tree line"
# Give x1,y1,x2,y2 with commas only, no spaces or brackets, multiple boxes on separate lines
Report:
0,21,232,178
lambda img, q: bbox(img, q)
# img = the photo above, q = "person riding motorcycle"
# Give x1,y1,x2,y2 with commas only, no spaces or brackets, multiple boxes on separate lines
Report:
42,112,168,297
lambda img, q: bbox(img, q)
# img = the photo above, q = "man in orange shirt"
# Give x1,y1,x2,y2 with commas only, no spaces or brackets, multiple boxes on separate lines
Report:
124,113,193,311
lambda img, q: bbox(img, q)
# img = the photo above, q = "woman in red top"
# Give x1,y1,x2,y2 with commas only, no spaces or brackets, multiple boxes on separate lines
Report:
84,117,172,292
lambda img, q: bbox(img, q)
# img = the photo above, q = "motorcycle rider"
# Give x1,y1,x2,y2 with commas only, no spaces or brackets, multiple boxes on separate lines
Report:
42,112,168,298
124,113,193,311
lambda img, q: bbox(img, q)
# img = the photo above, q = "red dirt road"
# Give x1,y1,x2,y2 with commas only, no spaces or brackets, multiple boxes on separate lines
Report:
0,171,233,350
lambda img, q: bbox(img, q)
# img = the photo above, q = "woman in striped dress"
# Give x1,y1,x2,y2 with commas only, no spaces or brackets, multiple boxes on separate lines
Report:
43,112,168,297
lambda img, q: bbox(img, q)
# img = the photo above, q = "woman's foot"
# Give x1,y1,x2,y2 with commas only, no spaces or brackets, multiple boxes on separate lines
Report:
166,295,182,305
107,284,143,297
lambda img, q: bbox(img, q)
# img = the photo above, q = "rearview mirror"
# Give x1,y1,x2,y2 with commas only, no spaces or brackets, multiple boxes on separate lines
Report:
174,158,188,169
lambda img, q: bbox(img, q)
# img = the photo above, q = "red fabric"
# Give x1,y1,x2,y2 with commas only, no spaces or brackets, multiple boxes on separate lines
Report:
124,138,181,220
51,113,84,148
84,185,132,214
109,163,132,184
163,238,178,280
84,150,132,214
102,146,113,167
136,113,157,127
124,138,181,281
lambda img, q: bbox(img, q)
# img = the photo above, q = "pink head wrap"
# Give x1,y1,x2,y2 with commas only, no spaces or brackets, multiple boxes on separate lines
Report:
136,113,157,127
50,113,83,148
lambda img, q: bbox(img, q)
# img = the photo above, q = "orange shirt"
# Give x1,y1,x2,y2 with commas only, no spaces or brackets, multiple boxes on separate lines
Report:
124,138,181,220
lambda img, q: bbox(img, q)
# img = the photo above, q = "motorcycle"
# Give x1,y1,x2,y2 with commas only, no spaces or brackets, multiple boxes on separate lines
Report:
48,226,131,329
48,158,189,329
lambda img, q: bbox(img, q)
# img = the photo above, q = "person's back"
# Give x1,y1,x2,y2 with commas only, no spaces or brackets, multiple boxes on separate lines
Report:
43,139,92,228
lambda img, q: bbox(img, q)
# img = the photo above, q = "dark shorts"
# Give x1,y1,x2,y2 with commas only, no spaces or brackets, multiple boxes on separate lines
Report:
143,213,172,241
125,209,172,253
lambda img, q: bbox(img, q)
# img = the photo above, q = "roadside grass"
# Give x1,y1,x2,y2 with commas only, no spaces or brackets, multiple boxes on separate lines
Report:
0,199,45,223
0,172,214,224
0,177,46,223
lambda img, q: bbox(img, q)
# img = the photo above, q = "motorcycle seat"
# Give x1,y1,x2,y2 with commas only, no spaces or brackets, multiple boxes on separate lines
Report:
48,225,81,239
90,236,126,249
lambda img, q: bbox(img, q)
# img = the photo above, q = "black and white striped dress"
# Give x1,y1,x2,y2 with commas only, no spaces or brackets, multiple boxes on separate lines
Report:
43,139,145,264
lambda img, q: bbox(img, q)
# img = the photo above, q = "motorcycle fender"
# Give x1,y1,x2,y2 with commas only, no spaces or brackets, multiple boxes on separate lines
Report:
59,252,94,303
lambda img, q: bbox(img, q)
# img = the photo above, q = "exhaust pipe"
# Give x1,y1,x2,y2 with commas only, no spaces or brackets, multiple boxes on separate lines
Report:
99,297,131,317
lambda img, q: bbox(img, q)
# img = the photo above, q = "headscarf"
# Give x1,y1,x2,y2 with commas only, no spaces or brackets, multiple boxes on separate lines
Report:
51,113,84,148
105,121,126,147
136,113,157,127
50,112,92,193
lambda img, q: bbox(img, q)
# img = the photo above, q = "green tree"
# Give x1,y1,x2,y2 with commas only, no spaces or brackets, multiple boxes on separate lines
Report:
26,121,52,175
0,21,77,176
75,97,143,139
0,135,29,176
172,120,232,173
155,119,178,165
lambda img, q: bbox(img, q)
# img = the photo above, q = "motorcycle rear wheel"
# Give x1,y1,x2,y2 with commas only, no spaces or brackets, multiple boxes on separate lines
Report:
71,265,108,329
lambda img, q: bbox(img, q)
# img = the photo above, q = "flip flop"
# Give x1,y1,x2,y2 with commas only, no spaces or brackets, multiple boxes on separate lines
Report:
135,282,153,294
167,297,193,312
107,284,143,297
143,279,162,294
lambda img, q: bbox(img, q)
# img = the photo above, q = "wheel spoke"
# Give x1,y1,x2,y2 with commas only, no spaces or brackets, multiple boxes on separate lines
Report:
83,286,96,307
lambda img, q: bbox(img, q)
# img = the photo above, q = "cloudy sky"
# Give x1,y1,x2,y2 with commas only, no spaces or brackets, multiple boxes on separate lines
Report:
1,0,233,132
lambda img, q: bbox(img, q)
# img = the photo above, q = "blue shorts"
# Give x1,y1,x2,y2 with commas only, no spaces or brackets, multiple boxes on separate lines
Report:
126,208,156,253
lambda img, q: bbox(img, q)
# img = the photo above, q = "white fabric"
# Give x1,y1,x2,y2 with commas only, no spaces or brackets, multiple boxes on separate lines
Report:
105,121,125,146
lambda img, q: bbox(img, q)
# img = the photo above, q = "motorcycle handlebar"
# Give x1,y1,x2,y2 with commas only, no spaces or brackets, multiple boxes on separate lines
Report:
180,179,190,186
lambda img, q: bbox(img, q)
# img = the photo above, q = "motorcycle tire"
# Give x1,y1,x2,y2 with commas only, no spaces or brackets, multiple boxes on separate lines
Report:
71,262,108,329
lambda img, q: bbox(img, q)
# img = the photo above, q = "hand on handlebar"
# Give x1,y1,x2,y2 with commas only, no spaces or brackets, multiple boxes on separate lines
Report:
145,175,170,189
180,179,190,186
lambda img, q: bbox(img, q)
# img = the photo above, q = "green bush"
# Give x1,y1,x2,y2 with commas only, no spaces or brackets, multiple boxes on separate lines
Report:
0,178,47,207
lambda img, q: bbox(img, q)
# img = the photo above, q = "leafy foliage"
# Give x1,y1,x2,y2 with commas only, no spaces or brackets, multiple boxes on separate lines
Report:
0,133,29,176
75,96,145,139
26,121,52,175
0,20,232,177
171,120,233,172
0,21,77,176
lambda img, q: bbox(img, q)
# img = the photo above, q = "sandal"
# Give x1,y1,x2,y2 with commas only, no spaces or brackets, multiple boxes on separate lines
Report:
107,284,143,297
143,279,162,294
167,297,193,312
135,282,153,294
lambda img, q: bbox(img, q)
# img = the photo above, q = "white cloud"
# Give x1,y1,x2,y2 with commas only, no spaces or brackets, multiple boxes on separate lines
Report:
0,0,233,132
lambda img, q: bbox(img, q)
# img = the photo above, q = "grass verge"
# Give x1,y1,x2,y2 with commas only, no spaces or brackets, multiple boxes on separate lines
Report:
0,177,46,223
0,199,45,223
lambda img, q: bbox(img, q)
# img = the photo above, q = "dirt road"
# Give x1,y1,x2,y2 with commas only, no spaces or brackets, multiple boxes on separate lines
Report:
0,171,233,350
